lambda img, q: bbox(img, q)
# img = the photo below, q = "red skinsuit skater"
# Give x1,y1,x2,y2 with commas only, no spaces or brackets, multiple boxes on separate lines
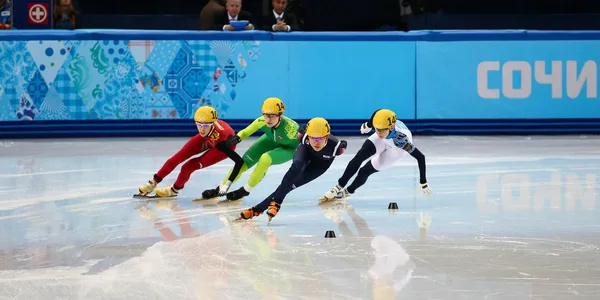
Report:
137,106,244,198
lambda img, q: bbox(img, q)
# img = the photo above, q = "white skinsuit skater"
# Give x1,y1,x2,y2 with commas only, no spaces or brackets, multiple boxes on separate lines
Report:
322,109,432,201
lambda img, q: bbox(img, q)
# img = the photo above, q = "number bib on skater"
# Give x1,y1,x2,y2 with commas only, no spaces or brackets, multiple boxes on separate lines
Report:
384,120,413,150
206,120,235,147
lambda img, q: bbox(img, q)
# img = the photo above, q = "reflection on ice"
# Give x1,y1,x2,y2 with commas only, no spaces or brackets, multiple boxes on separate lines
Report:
0,136,599,299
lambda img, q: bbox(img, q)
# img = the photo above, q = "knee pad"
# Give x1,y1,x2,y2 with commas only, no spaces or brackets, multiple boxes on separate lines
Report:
257,153,273,168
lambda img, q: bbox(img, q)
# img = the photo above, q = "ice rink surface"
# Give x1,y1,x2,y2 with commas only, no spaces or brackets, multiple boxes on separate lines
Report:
0,135,599,300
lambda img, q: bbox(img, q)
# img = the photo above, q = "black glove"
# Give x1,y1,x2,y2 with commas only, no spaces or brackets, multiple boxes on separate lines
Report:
297,125,307,141
335,140,347,156
226,135,241,146
298,125,307,135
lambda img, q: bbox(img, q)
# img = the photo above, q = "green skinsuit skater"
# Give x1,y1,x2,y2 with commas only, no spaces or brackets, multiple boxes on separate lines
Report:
202,97,300,201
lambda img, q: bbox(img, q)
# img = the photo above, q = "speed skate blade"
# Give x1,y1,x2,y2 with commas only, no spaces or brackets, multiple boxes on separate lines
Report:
218,198,243,204
191,197,218,202
318,197,336,204
133,194,177,200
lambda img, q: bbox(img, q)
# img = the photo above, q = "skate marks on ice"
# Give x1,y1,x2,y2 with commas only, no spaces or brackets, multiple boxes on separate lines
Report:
0,200,415,300
0,136,600,298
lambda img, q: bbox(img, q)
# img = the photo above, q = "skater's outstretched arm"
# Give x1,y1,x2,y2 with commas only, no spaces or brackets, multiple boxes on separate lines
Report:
390,131,427,184
227,117,267,146
215,140,245,182
409,148,427,185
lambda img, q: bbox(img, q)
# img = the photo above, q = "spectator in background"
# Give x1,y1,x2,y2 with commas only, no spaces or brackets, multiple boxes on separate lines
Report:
200,0,226,30
212,0,254,31
53,0,78,29
261,0,299,31
0,0,12,29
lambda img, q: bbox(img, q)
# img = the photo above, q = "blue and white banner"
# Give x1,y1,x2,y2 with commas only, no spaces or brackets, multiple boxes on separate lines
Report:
0,36,416,121
417,41,600,119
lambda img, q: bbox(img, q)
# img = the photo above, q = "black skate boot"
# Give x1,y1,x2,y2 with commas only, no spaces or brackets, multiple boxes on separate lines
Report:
201,186,222,199
226,186,250,201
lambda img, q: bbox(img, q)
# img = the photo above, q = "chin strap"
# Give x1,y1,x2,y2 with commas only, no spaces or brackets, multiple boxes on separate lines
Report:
385,128,396,139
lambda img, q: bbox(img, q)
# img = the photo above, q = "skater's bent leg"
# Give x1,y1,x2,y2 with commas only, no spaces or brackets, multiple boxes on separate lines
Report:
338,139,377,187
222,135,276,185
246,153,273,190
270,145,310,198
277,158,332,199
253,190,277,213
246,146,295,189
156,134,209,182
261,160,332,213
255,157,331,214
346,160,378,194
346,146,403,194
173,148,228,189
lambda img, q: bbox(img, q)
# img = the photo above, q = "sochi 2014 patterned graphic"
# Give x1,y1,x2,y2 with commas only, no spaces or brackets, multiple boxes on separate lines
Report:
0,39,262,121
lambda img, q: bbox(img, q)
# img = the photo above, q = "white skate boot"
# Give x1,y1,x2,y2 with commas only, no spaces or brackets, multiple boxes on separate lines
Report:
320,184,351,203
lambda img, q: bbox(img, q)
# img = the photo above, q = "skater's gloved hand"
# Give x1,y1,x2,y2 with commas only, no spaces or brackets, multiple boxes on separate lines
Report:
297,125,306,141
335,140,347,156
418,182,432,198
298,125,306,135
360,122,372,134
219,181,232,195
226,135,241,146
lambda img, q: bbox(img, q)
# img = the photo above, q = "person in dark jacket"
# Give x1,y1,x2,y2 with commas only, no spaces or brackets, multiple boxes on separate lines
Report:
200,0,226,30
261,0,300,31
212,0,255,31
53,0,78,29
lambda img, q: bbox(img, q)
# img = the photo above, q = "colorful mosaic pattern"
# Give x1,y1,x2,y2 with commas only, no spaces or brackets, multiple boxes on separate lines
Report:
0,40,262,121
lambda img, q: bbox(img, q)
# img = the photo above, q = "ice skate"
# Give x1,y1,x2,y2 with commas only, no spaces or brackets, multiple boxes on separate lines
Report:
226,186,250,201
319,196,337,204
195,182,231,201
196,187,222,201
320,184,350,202
266,201,281,224
154,186,179,198
134,180,157,198
234,207,261,221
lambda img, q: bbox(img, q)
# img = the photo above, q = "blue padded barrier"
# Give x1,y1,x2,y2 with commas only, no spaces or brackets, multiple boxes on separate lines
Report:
0,29,273,41
271,31,427,41
1,29,600,138
416,30,600,41
0,120,369,139
5,119,600,139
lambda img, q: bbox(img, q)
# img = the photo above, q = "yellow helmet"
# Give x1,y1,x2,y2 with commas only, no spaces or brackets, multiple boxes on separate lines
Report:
306,117,330,138
262,97,285,114
194,106,218,124
372,109,397,129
